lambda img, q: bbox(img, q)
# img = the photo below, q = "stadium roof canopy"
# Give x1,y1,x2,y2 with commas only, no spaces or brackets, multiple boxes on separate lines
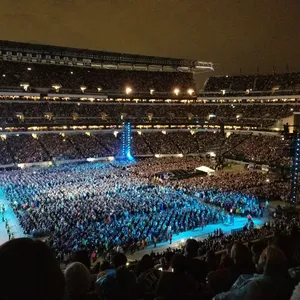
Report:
0,40,213,73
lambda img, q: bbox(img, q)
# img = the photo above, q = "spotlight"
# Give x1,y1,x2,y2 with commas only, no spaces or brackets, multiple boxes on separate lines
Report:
173,88,180,96
187,88,194,96
125,87,132,95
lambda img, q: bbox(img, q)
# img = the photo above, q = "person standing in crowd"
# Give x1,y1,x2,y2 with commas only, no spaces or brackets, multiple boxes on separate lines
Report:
201,217,205,230
153,236,157,248
169,233,172,245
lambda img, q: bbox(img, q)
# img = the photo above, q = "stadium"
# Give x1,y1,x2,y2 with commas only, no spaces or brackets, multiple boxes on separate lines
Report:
0,40,300,300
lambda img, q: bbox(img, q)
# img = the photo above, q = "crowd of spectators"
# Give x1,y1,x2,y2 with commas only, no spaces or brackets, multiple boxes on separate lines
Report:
6,135,49,163
0,101,298,126
68,134,116,158
3,216,300,299
116,157,292,202
38,134,89,161
0,161,266,257
2,48,300,300
0,131,291,168
145,216,300,300
0,139,13,165
0,60,195,93
204,72,300,94
149,217,287,261
225,133,291,167
0,138,298,300
125,158,288,202
180,172,288,202
128,157,216,179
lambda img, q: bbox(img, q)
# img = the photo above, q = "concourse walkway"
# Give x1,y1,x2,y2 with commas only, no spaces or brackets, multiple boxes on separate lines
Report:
127,215,266,260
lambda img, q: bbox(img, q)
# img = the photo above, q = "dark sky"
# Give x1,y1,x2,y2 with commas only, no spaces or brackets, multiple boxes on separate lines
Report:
0,0,300,85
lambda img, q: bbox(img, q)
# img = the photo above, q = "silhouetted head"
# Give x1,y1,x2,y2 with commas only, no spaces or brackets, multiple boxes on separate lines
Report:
64,262,91,300
138,254,154,273
72,250,91,271
231,242,255,273
258,246,287,276
0,238,65,300
100,260,111,272
111,252,127,268
185,239,198,258
171,254,187,274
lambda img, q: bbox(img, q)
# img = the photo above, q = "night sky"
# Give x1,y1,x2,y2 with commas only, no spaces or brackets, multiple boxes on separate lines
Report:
0,0,300,86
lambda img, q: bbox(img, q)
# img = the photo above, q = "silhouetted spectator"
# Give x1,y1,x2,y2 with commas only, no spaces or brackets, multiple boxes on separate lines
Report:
156,254,197,300
0,238,65,300
207,242,255,294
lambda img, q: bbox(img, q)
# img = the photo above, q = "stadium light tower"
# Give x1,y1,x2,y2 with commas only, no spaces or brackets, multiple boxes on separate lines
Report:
173,88,180,96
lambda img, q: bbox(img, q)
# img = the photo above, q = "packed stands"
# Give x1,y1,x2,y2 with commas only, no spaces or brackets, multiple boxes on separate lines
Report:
7,135,48,163
0,161,263,255
204,73,300,94
0,60,195,93
0,139,13,165
2,228,300,300
0,42,300,300
225,134,290,166
0,131,290,167
0,160,298,300
0,101,298,128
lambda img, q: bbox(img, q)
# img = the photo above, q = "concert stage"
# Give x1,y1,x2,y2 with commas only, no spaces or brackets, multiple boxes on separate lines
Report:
154,168,207,181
